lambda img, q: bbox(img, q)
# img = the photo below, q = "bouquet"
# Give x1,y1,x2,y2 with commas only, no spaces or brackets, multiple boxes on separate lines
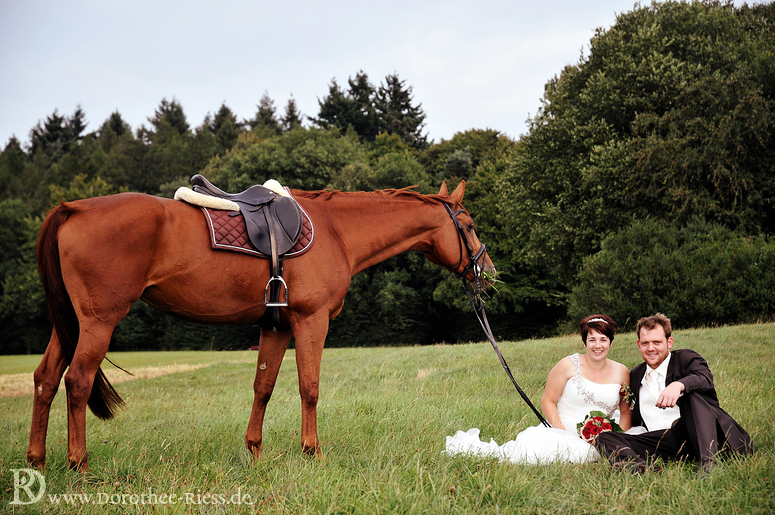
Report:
576,411,623,443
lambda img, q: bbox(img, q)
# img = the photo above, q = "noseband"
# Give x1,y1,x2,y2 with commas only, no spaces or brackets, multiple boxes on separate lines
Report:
443,202,550,428
443,203,488,282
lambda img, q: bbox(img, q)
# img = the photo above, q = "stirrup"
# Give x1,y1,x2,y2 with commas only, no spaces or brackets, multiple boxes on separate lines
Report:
264,276,289,307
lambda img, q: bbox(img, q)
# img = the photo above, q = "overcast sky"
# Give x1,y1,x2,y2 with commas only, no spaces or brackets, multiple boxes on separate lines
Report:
0,1,748,148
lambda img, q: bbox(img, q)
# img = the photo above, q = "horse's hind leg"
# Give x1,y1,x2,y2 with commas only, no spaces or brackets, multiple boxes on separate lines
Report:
27,331,68,469
245,327,292,460
63,321,116,472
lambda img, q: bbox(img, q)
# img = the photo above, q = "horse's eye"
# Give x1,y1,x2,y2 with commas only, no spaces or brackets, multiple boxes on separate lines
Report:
467,223,475,231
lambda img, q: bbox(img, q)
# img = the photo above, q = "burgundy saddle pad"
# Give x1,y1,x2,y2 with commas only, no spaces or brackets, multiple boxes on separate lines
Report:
200,205,314,258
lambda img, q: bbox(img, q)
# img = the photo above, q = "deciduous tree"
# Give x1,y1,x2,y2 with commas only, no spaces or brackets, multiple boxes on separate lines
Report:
501,0,775,287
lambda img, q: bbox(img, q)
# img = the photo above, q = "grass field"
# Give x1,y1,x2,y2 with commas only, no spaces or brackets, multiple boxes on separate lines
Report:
1,323,773,513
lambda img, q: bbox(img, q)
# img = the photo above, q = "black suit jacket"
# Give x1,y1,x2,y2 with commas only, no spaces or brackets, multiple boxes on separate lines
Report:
630,349,753,459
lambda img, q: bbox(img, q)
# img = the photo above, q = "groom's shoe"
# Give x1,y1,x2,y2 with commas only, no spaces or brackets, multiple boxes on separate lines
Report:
612,461,662,474
695,460,713,479
644,463,663,474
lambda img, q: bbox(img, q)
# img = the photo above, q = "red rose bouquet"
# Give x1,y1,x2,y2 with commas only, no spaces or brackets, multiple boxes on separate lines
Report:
576,411,623,443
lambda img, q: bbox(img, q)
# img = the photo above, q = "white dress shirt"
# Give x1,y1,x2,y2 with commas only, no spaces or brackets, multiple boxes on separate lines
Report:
639,353,681,431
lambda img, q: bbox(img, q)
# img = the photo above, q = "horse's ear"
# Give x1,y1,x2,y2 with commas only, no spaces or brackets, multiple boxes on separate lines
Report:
438,181,449,196
449,180,466,203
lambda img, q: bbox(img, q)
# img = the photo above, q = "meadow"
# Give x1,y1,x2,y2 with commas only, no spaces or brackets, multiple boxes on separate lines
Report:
1,323,773,514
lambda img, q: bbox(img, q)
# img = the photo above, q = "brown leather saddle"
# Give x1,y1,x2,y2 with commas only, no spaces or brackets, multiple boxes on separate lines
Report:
189,174,303,319
202,208,313,258
191,174,303,256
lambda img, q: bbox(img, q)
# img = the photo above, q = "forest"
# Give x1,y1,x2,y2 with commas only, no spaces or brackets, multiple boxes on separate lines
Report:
1,1,774,354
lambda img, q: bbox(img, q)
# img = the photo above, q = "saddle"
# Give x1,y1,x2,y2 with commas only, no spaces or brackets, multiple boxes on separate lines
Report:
190,174,303,256
185,174,304,322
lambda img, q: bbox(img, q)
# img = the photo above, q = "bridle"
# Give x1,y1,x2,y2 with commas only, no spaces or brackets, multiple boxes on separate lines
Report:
443,203,550,428
443,203,488,282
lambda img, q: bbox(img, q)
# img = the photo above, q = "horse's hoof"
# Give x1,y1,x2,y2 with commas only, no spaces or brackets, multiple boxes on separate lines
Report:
246,440,263,461
302,443,323,460
67,458,90,473
27,455,46,470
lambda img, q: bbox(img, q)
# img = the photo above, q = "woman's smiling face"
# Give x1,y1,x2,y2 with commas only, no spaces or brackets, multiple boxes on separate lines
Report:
584,328,611,361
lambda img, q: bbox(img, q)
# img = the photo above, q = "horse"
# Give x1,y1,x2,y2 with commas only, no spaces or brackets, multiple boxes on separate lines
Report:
27,180,494,472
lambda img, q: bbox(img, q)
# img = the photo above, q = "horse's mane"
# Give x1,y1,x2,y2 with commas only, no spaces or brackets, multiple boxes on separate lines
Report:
291,186,446,206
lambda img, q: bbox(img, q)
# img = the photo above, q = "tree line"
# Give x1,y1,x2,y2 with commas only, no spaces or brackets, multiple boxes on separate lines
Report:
2,0,774,354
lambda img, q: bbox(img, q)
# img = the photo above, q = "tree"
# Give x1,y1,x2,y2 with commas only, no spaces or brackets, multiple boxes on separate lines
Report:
249,92,281,136
100,111,131,138
148,98,189,136
569,219,775,330
140,98,198,192
419,129,505,182
313,72,380,141
327,132,433,192
0,137,27,200
281,96,303,132
501,1,775,288
49,173,120,204
206,103,241,155
314,72,429,147
28,107,87,162
202,126,368,191
375,73,428,148
0,200,47,353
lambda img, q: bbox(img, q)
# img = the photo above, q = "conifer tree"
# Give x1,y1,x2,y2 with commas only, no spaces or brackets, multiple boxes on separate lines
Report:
376,74,428,148
281,96,303,132
148,98,189,136
314,71,380,140
208,103,241,153
249,92,281,135
28,107,87,161
101,111,131,137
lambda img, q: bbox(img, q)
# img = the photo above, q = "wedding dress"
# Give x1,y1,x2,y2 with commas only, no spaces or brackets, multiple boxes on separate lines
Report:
444,353,622,464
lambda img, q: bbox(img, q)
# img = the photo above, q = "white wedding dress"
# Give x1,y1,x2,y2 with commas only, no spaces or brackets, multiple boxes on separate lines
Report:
444,354,622,464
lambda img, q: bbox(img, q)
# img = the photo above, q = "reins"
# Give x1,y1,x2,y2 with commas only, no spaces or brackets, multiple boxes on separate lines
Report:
443,203,551,428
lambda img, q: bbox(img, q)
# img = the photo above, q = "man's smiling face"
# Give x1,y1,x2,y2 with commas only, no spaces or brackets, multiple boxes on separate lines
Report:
637,325,673,369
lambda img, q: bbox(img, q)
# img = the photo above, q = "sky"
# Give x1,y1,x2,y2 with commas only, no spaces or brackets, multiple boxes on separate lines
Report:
0,1,744,148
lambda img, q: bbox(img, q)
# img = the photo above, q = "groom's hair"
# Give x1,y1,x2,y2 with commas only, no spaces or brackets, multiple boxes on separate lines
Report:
579,314,616,345
636,313,672,339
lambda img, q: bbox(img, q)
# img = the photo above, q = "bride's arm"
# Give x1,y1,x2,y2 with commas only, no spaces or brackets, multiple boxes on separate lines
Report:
616,363,632,431
540,358,572,430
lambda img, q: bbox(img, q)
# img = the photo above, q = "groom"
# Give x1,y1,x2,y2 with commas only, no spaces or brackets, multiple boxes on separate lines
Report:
595,313,754,475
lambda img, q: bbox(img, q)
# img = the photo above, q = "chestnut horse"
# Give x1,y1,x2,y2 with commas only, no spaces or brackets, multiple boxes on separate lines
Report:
27,180,493,471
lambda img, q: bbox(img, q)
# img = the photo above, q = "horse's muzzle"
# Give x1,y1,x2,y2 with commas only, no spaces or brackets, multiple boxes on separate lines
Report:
480,264,497,288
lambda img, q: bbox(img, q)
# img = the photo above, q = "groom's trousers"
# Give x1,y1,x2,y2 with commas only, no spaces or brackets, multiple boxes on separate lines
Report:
597,392,754,468
595,419,694,468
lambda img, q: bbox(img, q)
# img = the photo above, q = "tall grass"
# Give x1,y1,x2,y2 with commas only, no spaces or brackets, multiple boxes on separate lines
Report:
1,323,773,513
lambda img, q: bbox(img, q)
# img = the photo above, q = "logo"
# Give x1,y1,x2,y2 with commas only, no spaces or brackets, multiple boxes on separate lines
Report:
9,468,46,505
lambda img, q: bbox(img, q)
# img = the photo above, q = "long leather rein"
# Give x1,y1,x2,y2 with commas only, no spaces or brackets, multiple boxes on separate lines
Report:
443,203,550,428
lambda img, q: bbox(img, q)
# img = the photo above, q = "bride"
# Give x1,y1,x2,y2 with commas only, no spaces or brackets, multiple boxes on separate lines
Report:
444,314,632,464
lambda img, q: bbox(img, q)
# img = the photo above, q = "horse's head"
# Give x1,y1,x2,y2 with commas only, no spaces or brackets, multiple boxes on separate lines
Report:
424,181,496,286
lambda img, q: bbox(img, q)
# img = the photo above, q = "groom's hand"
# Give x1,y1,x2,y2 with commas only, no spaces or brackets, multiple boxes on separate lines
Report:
656,381,685,409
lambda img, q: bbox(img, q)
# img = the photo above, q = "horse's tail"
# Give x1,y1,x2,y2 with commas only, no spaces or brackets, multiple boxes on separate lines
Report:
37,202,125,420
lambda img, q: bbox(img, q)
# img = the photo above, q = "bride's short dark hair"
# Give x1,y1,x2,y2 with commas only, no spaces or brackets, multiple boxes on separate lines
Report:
579,314,616,345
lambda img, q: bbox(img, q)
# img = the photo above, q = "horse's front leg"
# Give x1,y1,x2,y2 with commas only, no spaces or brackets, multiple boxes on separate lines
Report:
245,327,292,460
290,314,330,458
27,331,68,469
